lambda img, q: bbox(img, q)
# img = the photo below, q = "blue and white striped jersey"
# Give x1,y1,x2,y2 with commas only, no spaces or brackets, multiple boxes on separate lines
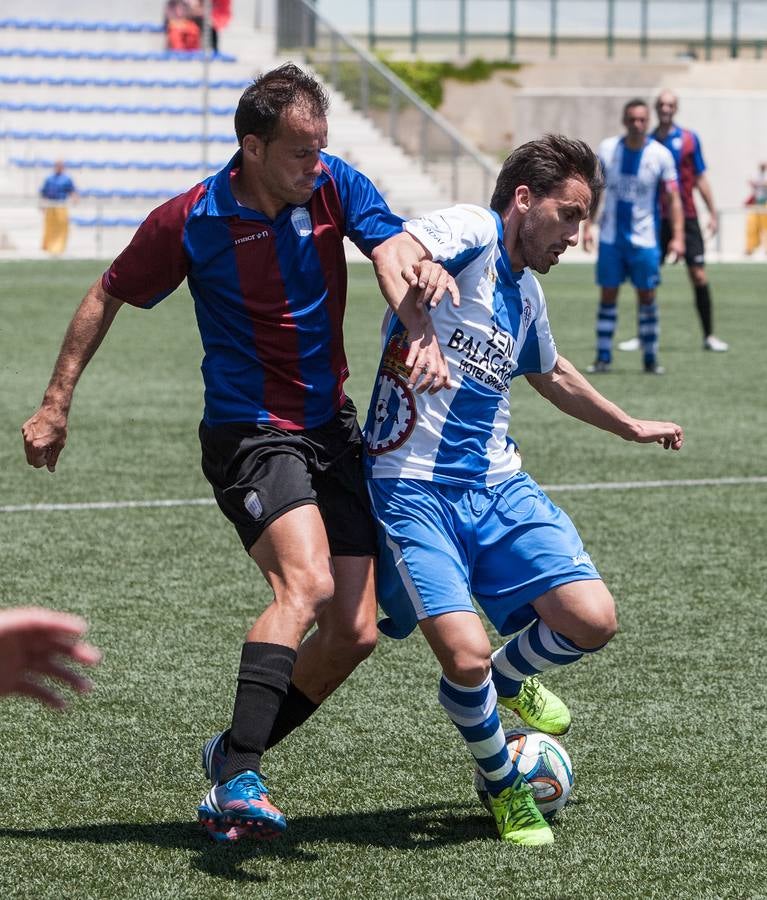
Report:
597,135,677,248
364,204,557,488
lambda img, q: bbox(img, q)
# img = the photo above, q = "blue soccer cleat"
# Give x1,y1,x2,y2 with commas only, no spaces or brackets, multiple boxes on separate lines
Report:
198,770,287,840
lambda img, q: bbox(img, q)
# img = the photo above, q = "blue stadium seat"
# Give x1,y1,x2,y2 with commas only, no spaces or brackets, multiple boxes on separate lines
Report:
0,19,165,33
0,47,236,62
11,157,224,171
1,129,235,143
78,188,176,199
71,216,146,227
0,101,235,116
0,75,249,89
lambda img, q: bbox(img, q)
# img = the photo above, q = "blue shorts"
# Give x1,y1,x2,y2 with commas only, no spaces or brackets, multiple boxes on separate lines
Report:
597,242,661,291
368,472,601,640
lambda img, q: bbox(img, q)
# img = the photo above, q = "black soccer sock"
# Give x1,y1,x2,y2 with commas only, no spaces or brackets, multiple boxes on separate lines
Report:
266,683,320,749
694,283,713,337
217,683,320,757
220,641,296,782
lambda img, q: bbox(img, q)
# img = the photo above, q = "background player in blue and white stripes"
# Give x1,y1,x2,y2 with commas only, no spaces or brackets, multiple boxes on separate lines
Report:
366,135,684,846
583,99,684,374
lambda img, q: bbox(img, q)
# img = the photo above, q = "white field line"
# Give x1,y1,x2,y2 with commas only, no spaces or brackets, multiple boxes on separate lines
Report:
1,476,765,514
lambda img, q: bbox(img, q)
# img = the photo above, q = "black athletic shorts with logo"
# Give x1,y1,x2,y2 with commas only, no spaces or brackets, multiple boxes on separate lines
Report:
199,398,377,556
660,217,705,267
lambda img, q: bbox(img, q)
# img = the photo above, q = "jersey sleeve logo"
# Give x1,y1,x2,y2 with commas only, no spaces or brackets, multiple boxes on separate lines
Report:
415,214,452,245
366,332,417,456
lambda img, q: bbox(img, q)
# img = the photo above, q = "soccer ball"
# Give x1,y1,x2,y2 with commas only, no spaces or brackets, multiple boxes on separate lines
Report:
473,727,573,820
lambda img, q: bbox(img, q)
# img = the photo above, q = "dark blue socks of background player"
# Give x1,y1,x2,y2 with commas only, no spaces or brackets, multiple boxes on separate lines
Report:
596,303,617,363
219,641,297,783
638,303,660,368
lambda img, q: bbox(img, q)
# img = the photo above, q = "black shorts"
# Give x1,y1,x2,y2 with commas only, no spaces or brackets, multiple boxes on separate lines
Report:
660,217,705,267
199,398,377,557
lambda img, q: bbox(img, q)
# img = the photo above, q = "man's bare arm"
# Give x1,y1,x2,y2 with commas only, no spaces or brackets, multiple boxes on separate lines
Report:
22,279,124,471
526,355,684,450
695,172,718,237
665,187,685,262
371,232,458,393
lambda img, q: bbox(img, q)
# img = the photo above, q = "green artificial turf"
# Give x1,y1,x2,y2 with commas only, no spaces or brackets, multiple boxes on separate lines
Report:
0,260,765,899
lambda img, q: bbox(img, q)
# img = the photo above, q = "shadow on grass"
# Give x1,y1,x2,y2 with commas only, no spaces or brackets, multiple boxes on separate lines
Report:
0,802,491,883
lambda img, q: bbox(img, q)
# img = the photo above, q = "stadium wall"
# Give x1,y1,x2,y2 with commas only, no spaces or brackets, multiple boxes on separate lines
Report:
437,62,767,257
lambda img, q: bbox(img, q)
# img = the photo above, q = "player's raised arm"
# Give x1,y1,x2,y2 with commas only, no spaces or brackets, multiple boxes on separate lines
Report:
371,231,454,394
526,354,684,450
665,185,685,263
22,279,124,472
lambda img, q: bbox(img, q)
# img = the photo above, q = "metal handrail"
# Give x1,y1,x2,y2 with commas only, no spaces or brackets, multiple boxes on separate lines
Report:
280,0,497,205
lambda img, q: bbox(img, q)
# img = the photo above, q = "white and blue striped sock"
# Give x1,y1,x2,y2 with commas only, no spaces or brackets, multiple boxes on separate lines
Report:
597,303,618,362
491,618,591,699
438,672,519,796
639,303,659,365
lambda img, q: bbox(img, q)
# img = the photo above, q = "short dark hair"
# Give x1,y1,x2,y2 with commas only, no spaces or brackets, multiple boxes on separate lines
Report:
623,97,649,117
234,62,330,146
490,134,603,218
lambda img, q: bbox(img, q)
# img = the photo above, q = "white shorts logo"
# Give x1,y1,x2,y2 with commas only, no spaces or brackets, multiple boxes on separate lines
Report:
571,552,592,567
366,372,416,455
244,490,263,520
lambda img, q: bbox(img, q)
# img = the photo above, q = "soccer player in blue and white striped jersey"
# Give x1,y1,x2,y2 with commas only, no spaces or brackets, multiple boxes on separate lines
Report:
367,135,685,846
583,99,684,374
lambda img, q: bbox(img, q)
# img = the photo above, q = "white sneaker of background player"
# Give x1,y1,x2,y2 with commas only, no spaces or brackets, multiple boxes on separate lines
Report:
704,335,729,352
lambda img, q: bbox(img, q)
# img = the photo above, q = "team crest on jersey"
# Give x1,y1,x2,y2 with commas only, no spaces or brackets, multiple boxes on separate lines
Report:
522,300,532,327
367,331,417,455
367,371,416,455
291,207,312,237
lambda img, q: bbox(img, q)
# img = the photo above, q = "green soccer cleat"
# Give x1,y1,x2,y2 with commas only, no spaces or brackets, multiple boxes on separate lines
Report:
498,675,571,735
488,781,554,846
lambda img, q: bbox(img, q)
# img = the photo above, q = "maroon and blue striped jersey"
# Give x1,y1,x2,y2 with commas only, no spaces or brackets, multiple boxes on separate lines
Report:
652,125,706,219
103,150,403,430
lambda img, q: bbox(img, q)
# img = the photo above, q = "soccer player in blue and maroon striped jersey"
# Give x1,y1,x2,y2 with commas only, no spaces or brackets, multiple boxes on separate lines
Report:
21,63,456,842
650,90,728,352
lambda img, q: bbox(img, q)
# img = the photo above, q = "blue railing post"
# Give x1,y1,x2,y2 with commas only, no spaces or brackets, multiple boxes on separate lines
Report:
730,0,740,58
549,0,558,59
640,0,649,59
509,0,517,59
410,0,418,55
607,0,615,58
459,0,467,58
705,0,714,60
368,0,375,52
